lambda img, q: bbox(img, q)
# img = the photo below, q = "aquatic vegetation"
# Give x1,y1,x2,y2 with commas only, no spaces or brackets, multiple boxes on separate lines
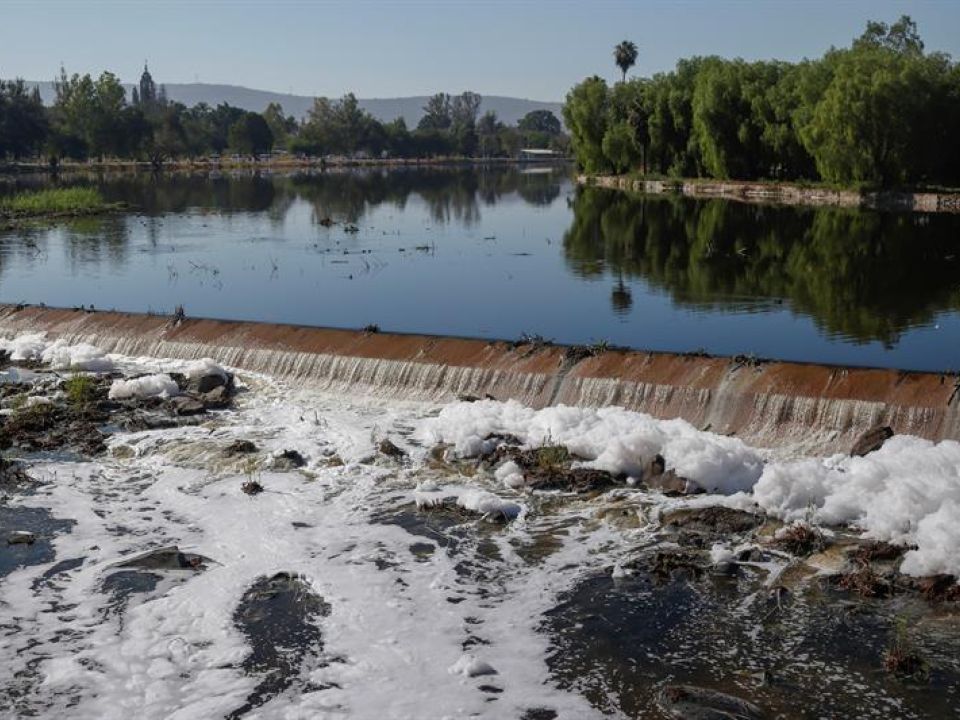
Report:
0,187,109,216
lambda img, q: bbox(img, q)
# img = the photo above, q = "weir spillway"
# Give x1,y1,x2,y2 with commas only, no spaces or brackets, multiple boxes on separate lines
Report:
1,304,957,454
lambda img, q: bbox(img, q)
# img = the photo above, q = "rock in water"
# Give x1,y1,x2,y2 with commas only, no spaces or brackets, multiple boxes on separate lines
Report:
242,479,264,495
225,439,258,455
201,384,230,409
378,438,407,459
194,373,228,394
229,572,330,718
851,425,893,457
114,545,210,570
658,684,765,719
272,449,306,470
644,454,703,495
7,530,36,545
170,396,206,416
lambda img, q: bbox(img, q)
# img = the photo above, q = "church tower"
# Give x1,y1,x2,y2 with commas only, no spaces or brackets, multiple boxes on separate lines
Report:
138,62,157,108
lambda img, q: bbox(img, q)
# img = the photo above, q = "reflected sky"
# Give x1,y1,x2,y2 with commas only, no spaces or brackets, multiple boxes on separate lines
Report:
1,167,959,371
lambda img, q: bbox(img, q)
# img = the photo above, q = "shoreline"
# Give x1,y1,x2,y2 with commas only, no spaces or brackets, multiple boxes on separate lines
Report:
0,156,573,177
580,174,960,214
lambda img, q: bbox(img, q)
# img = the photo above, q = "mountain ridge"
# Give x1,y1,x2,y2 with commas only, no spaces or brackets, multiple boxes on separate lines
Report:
20,80,563,127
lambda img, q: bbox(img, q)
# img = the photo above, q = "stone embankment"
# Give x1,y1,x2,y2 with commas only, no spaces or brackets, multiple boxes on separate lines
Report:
581,174,960,213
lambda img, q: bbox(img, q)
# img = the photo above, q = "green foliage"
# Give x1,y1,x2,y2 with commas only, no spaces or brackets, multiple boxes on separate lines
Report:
563,76,611,173
601,122,640,173
535,444,571,472
518,110,562,135
1,67,566,163
0,79,47,159
64,374,96,409
565,15,960,187
227,112,274,155
613,40,639,83
0,187,106,215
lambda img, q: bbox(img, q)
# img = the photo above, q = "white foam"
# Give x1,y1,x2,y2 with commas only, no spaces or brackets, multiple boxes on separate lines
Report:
184,358,228,380
108,374,180,400
41,339,115,372
730,435,960,577
456,489,524,520
494,460,525,489
448,654,497,678
420,400,765,494
0,331,49,361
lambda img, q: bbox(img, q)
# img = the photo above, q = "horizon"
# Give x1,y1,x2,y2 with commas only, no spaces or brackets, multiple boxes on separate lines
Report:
4,0,960,101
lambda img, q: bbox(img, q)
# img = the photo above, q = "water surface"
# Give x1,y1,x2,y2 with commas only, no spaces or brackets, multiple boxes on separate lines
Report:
2,167,958,371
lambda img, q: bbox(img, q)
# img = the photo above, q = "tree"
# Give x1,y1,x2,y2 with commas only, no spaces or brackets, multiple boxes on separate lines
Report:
418,93,452,130
262,102,297,149
228,112,274,156
477,111,502,157
563,76,610,172
451,92,482,127
614,40,639,83
602,121,640,173
518,110,562,135
0,79,48,159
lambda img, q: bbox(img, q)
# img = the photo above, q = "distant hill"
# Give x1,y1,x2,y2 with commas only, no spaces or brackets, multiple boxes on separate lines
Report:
22,80,563,127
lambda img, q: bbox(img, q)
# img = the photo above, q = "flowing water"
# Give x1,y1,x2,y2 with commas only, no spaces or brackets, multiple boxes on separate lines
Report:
2,166,960,370
0,339,957,719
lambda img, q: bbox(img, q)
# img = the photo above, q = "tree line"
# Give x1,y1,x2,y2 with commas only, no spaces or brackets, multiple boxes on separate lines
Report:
564,16,960,187
0,71,567,165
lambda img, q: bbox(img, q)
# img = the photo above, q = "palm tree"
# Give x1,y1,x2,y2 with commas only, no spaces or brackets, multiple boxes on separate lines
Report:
613,40,639,83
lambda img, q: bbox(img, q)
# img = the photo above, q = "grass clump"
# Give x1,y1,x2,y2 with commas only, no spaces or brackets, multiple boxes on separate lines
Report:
535,443,570,472
0,187,107,217
64,374,97,411
773,521,825,556
883,617,929,681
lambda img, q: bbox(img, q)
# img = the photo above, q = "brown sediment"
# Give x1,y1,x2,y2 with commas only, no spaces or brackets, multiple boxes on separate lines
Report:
0,304,957,453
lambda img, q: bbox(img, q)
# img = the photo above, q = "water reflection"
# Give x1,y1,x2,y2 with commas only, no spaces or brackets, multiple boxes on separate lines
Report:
564,187,960,346
1,167,960,369
81,166,563,228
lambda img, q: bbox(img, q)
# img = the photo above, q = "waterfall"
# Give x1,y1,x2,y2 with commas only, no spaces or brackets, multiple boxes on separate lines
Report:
2,305,957,453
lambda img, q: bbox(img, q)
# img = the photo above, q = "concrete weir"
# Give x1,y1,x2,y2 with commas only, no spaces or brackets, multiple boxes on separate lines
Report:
1,304,958,454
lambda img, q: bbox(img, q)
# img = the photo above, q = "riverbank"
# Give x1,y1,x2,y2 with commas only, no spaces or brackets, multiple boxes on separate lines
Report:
0,155,573,177
580,174,960,213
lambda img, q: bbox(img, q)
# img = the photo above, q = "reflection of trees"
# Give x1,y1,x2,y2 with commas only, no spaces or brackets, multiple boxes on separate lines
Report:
564,187,960,345
100,172,277,214
64,215,131,270
285,166,564,227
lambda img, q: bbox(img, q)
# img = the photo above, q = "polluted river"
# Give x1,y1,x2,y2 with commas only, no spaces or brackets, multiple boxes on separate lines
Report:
0,167,959,719
0,319,957,719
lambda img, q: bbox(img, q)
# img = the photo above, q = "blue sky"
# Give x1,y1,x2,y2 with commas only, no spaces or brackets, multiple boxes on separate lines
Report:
3,0,959,100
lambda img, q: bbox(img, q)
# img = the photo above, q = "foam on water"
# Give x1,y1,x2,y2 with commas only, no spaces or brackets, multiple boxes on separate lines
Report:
0,334,958,718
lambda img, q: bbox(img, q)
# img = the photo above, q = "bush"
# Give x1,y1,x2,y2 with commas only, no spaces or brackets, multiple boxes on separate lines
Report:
64,374,96,409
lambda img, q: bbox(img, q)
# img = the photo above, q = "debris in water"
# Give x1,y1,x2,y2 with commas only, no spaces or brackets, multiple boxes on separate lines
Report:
7,530,36,545
851,425,894,457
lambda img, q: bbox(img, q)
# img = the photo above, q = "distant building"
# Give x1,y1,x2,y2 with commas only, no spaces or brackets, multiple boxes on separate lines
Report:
518,148,563,161
138,62,157,108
